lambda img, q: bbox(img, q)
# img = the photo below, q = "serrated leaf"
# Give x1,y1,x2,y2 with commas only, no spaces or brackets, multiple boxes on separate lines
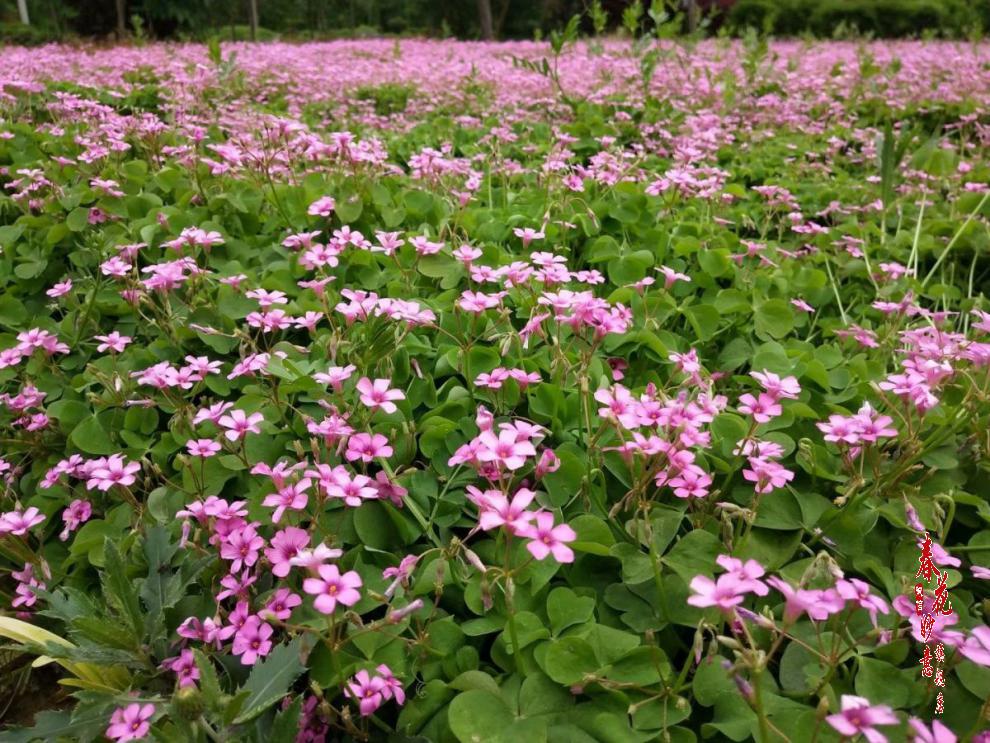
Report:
232,636,307,724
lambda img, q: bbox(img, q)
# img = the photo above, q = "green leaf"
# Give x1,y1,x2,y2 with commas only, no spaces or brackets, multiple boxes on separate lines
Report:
193,650,225,713
662,529,722,582
70,415,117,455
66,207,90,232
448,690,515,743
547,587,595,635
0,295,28,327
270,696,303,743
232,637,307,724
353,500,401,550
754,299,795,339
140,526,183,622
543,637,600,685
102,539,144,637
684,303,720,342
854,657,916,708
0,705,112,743
519,672,574,717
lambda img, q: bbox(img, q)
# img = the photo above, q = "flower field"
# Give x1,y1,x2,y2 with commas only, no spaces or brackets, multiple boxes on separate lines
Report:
1,36,989,742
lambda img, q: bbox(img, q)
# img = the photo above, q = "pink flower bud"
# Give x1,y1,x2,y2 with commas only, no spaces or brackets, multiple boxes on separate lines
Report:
475,405,493,432
535,449,560,479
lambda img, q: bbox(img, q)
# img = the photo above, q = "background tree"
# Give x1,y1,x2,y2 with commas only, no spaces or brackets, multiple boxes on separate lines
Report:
476,0,493,39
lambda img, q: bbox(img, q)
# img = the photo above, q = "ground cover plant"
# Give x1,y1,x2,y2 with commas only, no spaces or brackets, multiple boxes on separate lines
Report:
0,31,989,743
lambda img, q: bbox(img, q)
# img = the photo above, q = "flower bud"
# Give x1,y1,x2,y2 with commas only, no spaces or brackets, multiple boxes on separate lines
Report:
535,449,560,479
815,695,830,720
172,685,204,720
476,405,493,432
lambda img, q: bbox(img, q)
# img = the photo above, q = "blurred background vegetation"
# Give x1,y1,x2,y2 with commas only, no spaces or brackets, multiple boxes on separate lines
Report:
1,0,988,45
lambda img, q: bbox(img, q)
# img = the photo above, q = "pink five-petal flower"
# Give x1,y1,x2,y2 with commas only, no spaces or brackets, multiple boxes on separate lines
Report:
346,670,386,717
478,488,537,534
519,511,576,563
218,410,264,441
345,432,393,462
231,616,273,665
825,695,897,742
265,526,310,578
106,703,155,742
0,507,45,535
86,454,141,491
377,664,406,704
715,555,769,596
687,574,747,612
835,578,889,625
186,438,221,457
356,377,405,414
308,195,336,217
476,429,536,471
303,564,363,614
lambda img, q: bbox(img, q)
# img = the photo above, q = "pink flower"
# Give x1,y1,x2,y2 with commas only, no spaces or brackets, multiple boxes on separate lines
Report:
262,479,311,523
161,649,199,688
346,669,386,716
194,401,233,425
11,562,44,608
308,195,336,217
715,555,769,596
0,507,45,536
767,577,846,623
322,469,378,507
288,543,343,570
220,524,264,573
94,331,132,353
345,433,393,462
742,457,794,494
60,499,92,541
687,574,748,612
356,377,405,414
908,718,957,743
46,279,73,298
518,511,576,563
263,588,302,621
535,449,560,479
835,578,889,625
513,226,544,248
106,703,154,742
750,370,801,400
85,455,141,491
383,554,419,597
477,488,537,534
958,625,990,666
475,368,510,389
265,527,310,578
231,616,273,665
476,429,536,471
186,439,221,457
825,695,897,743
817,417,860,445
303,564,363,614
377,664,406,705
737,392,782,423
668,465,713,499
313,364,356,391
218,410,264,441
657,265,690,288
